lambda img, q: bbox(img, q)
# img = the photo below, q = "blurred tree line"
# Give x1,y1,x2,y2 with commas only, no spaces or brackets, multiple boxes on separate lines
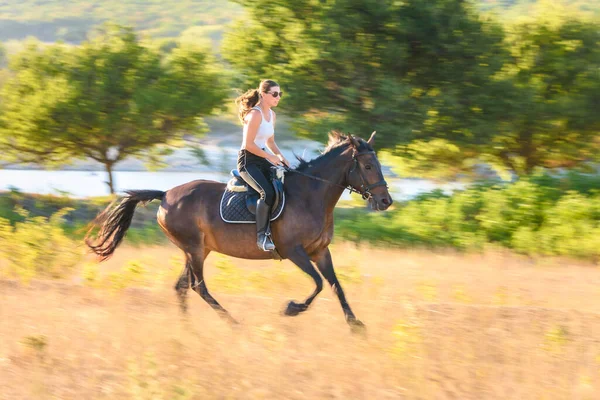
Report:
0,0,597,43
224,0,600,179
0,0,598,193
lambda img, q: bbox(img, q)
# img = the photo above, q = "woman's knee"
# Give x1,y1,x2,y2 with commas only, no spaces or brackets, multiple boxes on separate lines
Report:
263,187,275,206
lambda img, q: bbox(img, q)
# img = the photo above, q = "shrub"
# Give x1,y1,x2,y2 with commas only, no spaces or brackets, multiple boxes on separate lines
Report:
0,208,83,282
334,172,600,261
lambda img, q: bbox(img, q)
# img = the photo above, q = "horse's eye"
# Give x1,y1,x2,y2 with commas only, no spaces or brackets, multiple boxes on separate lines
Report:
365,164,372,170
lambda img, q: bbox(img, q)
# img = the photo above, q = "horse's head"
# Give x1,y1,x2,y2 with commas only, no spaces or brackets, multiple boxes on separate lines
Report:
346,132,393,211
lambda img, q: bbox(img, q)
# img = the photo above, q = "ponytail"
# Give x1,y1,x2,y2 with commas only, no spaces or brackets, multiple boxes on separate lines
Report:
235,79,280,124
235,89,261,124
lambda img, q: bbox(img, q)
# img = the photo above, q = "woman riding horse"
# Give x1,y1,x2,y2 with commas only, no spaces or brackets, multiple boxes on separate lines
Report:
235,79,290,252
86,129,393,330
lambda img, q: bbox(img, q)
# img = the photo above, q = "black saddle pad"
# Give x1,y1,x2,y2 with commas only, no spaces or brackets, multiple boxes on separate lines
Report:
220,190,285,224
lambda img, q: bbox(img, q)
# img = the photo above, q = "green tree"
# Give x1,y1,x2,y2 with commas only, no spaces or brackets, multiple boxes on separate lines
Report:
0,25,226,193
223,0,509,171
224,1,600,180
484,14,600,176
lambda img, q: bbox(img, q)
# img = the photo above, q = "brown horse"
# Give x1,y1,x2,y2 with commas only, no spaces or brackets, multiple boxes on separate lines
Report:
86,131,393,329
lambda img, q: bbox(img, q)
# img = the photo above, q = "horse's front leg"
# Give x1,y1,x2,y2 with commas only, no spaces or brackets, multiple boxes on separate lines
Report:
312,247,365,332
283,245,323,316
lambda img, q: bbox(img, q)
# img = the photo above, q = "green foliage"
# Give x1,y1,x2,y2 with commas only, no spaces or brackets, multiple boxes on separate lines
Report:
383,9,600,177
486,12,600,175
0,1,597,185
405,11,600,176
0,25,227,193
0,0,597,47
120,223,167,247
0,208,83,282
0,192,167,251
224,0,509,156
514,193,600,259
335,172,600,261
82,262,100,286
0,190,112,224
224,0,600,179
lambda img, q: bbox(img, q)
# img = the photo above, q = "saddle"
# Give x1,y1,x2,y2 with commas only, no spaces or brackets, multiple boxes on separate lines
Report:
219,167,286,224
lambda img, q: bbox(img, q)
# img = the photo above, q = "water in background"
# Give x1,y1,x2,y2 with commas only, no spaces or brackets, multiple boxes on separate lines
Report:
0,169,465,200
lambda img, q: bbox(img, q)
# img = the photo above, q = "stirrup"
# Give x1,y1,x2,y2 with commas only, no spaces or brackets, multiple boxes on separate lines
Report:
258,233,275,251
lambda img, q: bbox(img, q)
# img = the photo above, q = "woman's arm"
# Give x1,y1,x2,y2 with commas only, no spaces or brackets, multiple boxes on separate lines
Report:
242,110,282,165
265,135,283,158
266,136,290,167
265,112,290,167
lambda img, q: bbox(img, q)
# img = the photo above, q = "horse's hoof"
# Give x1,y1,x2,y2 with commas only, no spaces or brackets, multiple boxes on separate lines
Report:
283,301,305,316
226,314,240,325
217,311,239,326
349,319,367,336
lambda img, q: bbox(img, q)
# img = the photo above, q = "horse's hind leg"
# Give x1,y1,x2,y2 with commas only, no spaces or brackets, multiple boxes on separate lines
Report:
187,248,238,325
283,245,323,316
174,248,210,314
174,260,194,314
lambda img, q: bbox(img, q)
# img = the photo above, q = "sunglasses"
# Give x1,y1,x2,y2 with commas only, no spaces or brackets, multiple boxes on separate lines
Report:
266,91,283,98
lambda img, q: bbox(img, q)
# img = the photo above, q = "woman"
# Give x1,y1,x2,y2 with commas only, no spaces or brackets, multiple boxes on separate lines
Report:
236,79,290,252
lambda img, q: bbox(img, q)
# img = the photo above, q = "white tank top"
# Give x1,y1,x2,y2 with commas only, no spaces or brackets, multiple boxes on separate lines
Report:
244,106,274,149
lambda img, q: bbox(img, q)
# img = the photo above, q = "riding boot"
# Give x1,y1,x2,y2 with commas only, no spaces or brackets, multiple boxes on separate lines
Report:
256,199,275,251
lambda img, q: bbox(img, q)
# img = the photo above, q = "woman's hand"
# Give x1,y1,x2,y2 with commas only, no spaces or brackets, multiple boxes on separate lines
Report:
277,154,290,168
267,154,284,166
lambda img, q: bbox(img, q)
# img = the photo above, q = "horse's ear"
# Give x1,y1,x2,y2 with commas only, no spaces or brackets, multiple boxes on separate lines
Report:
349,135,361,149
367,131,376,146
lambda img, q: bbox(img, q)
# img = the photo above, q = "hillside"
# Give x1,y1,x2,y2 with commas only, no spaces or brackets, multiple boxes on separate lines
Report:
0,0,243,43
0,1,597,45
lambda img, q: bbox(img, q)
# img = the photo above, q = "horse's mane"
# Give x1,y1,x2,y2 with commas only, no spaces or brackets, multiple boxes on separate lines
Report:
293,130,371,172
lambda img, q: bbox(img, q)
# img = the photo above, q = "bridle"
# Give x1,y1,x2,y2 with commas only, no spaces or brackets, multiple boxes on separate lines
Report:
284,149,388,200
347,150,388,200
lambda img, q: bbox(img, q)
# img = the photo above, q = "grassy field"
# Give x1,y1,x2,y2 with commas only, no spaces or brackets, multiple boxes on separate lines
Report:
2,243,600,399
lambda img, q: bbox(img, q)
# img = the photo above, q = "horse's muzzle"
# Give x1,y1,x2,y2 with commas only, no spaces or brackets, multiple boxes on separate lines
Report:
370,194,393,211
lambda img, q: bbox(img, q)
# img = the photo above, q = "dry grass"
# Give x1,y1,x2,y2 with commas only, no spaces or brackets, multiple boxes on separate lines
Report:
2,243,600,399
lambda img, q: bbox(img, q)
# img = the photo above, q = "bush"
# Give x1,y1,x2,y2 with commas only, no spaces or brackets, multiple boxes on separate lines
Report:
334,172,600,261
0,208,84,282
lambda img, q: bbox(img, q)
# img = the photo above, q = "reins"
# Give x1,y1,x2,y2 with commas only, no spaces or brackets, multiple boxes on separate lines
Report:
282,150,388,200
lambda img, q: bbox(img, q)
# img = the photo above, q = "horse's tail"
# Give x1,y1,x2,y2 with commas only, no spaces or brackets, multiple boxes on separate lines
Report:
85,190,166,261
